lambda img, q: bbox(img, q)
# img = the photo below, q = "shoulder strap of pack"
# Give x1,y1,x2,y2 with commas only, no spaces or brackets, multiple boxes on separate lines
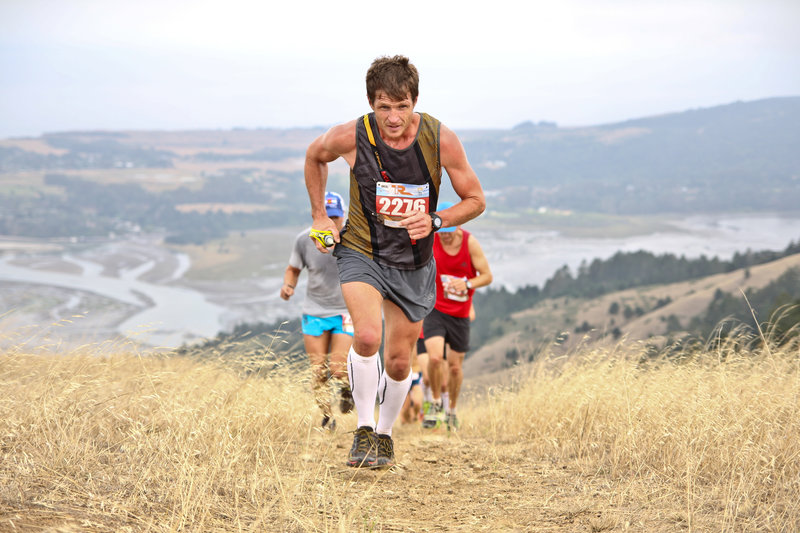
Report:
363,114,391,183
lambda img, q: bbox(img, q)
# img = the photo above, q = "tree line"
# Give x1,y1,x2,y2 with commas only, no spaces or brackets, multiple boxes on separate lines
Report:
0,173,309,244
471,242,800,351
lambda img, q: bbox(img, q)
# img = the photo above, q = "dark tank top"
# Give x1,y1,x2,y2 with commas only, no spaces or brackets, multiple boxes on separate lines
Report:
337,112,442,270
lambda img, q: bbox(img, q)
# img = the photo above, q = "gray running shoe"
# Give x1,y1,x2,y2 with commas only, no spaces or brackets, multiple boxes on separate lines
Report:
422,403,445,429
339,386,355,414
373,433,395,468
346,426,377,468
446,413,459,432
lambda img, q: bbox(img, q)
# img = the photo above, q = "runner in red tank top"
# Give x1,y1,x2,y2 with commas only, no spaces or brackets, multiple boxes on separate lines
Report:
433,227,478,317
422,202,493,431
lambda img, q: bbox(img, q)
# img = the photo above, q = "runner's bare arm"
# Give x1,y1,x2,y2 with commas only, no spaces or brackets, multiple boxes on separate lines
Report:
280,265,301,300
439,124,485,229
400,124,485,240
466,235,493,289
304,121,357,250
445,235,493,294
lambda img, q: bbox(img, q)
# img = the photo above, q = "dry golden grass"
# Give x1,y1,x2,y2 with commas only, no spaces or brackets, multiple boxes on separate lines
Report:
471,331,800,532
1,326,799,532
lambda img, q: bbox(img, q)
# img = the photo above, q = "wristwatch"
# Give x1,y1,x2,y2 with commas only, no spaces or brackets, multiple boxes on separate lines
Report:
465,279,473,290
430,212,443,232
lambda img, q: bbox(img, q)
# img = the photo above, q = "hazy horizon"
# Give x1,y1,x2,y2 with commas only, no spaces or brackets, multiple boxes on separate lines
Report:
2,95,799,140
2,0,798,139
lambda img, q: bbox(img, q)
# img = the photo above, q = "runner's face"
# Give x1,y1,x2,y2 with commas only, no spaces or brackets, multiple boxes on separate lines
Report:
439,230,459,245
330,216,345,231
370,90,416,141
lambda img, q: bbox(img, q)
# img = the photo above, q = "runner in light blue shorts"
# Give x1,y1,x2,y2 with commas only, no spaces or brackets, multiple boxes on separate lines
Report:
302,314,353,337
280,191,355,431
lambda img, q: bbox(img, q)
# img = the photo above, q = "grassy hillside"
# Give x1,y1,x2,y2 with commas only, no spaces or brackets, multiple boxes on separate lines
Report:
466,253,800,379
1,329,798,531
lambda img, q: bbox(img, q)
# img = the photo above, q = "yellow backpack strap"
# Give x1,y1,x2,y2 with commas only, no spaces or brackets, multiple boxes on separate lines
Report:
363,113,387,176
363,114,377,147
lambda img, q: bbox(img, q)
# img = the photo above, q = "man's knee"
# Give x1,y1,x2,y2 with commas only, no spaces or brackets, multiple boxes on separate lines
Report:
353,325,382,354
385,356,411,380
426,342,445,365
448,354,464,375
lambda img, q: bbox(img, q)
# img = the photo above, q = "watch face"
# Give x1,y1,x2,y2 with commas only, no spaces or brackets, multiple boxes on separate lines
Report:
432,214,442,229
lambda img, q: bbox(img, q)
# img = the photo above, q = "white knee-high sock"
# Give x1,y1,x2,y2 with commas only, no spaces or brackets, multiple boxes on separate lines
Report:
376,370,412,437
347,347,382,430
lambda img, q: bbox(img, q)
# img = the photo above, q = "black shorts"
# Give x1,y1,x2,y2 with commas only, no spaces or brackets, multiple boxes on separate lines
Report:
423,308,470,353
419,336,447,359
416,337,427,355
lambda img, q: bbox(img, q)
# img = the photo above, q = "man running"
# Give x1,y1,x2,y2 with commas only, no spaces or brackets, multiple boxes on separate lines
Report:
422,201,493,431
280,191,354,430
304,55,486,468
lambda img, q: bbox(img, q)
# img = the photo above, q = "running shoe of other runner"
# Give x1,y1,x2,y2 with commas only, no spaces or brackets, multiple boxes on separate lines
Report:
422,401,446,429
339,385,355,414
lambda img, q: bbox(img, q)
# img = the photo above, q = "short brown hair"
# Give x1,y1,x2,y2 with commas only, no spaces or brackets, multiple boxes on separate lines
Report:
366,55,419,105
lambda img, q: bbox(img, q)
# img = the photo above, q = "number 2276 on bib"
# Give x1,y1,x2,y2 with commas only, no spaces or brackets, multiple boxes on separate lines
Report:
375,182,430,228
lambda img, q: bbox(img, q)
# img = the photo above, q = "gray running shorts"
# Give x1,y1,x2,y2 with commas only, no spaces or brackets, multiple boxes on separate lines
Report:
335,246,436,322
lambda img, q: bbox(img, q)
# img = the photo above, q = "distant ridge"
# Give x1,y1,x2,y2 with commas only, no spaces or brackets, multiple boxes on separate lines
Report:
605,96,800,129
2,96,798,216
460,96,800,215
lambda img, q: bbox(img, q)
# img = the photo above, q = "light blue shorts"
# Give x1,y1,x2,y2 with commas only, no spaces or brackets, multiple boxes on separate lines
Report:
301,314,353,337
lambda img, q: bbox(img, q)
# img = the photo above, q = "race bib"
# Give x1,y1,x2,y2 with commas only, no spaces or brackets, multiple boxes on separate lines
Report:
342,313,354,334
375,182,429,228
441,274,468,302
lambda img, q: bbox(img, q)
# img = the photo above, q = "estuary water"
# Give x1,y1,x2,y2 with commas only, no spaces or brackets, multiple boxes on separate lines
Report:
2,214,800,347
0,251,227,348
474,214,800,290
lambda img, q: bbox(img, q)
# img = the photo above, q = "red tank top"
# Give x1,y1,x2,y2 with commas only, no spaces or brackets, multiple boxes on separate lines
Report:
433,229,477,318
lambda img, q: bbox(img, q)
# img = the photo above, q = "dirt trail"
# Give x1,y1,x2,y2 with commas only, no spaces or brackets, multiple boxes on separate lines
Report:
308,423,666,533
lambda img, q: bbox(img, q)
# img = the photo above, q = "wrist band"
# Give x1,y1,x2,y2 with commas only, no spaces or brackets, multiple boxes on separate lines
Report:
285,283,295,289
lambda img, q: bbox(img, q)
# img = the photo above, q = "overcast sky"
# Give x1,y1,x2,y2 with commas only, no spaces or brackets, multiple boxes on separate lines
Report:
1,0,798,138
